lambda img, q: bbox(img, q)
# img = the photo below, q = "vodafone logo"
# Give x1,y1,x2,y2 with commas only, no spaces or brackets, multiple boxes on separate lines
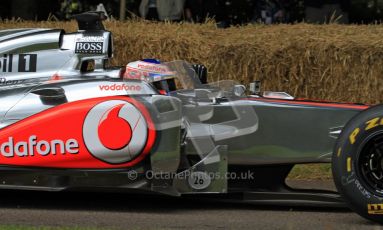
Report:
124,67,142,80
83,100,155,164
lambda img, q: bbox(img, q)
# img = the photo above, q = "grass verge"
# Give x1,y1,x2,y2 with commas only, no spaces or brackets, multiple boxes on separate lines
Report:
288,163,332,180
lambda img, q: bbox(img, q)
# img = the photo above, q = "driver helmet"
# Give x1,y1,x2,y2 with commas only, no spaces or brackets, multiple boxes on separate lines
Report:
123,59,176,94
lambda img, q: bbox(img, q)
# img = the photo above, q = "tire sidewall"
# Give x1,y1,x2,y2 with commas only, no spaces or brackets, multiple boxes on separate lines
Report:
333,105,383,224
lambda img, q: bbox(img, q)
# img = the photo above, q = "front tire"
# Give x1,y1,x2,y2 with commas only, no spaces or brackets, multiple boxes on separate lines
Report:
332,105,383,224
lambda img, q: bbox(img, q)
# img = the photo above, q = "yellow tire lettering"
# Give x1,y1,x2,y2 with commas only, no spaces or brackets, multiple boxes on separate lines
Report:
349,128,360,145
365,117,380,131
347,157,352,172
337,148,341,157
368,204,383,215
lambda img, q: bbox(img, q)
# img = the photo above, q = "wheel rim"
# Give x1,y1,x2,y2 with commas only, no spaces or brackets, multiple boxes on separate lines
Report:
358,132,383,195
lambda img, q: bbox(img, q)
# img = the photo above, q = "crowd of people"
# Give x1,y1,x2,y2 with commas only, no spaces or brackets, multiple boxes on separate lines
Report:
136,0,351,25
57,0,303,26
1,0,376,25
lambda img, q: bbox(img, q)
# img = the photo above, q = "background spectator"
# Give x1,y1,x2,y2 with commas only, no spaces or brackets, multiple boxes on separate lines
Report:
139,0,159,20
139,0,185,21
349,0,383,23
222,0,254,26
252,0,289,24
184,0,220,23
305,0,349,24
59,0,83,20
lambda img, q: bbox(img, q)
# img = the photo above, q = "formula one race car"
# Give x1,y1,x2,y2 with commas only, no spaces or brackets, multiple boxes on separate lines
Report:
0,12,382,224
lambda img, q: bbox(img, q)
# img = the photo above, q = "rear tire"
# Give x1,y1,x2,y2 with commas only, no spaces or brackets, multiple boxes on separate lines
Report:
332,105,383,224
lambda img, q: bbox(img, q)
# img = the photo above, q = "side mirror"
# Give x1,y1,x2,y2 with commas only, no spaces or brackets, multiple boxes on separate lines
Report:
249,81,261,95
31,87,68,105
195,89,212,101
233,85,246,97
192,64,208,84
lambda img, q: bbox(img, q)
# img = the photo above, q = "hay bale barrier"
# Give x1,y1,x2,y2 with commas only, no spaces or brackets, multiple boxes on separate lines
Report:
1,20,383,104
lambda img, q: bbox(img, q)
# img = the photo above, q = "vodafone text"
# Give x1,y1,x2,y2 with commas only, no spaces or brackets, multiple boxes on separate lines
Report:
0,136,79,157
137,63,167,73
99,84,142,91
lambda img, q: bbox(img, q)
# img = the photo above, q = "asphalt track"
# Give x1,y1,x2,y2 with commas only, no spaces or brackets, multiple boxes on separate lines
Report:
0,180,381,230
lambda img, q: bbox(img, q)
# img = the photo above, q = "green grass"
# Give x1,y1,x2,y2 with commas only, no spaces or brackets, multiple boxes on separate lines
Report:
288,163,332,180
